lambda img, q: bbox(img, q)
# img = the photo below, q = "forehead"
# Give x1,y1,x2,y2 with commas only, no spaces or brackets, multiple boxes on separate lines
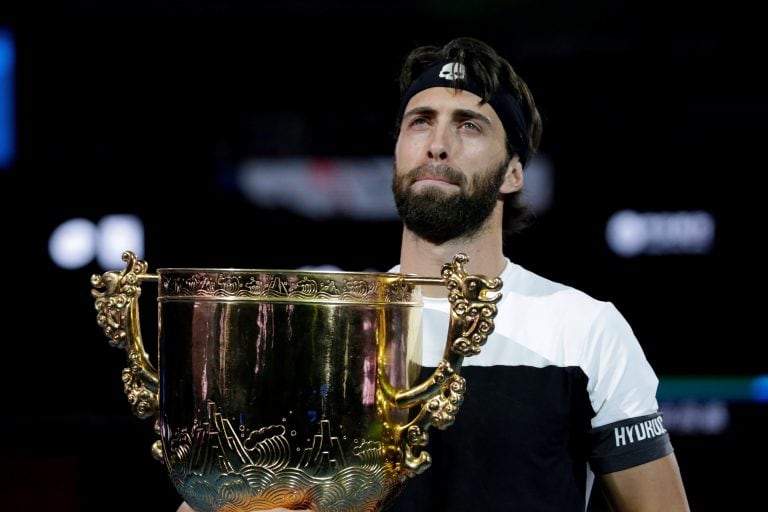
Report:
404,87,500,121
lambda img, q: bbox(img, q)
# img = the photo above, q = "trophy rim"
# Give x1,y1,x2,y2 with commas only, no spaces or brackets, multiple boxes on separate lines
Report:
156,267,407,278
154,268,439,304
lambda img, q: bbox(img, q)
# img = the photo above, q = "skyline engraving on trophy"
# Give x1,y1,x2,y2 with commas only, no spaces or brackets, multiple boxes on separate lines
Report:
298,418,346,474
166,400,396,511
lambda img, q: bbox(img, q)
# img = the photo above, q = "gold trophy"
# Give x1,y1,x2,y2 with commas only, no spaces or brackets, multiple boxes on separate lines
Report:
91,251,501,512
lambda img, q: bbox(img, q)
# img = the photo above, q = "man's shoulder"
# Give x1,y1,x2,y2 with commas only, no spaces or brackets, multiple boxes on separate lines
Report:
504,259,627,334
506,260,599,302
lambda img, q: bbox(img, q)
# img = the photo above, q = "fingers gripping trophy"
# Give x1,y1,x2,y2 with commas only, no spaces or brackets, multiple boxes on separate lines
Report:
91,250,501,512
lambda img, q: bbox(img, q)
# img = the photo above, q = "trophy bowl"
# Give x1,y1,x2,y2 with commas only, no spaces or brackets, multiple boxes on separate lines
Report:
91,251,501,512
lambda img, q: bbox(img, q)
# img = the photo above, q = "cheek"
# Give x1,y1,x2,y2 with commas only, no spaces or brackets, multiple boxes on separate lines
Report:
395,136,422,161
459,142,495,167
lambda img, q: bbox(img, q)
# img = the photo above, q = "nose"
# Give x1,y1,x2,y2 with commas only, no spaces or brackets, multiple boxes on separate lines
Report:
427,125,449,161
428,147,448,160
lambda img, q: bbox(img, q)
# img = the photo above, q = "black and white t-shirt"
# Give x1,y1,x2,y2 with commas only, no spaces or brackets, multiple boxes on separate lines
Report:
388,258,673,511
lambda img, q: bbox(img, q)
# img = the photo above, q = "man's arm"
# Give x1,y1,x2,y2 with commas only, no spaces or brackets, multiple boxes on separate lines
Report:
598,452,690,511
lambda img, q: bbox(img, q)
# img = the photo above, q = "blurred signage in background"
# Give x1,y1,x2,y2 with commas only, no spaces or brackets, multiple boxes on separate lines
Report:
606,209,715,257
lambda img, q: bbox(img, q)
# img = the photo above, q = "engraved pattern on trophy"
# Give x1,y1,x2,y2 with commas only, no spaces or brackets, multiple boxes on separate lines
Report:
159,271,417,304
91,250,501,511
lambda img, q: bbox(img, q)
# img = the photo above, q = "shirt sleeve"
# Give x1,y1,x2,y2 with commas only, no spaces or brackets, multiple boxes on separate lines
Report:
588,412,674,473
581,302,673,473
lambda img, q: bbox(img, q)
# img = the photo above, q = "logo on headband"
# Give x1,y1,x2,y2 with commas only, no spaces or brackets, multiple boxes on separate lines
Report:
438,62,466,80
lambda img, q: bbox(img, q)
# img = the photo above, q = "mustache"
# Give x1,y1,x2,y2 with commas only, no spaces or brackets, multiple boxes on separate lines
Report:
405,164,467,187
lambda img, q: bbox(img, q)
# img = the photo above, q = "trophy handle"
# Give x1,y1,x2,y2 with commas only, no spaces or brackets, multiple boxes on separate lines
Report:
91,250,163,461
391,253,502,477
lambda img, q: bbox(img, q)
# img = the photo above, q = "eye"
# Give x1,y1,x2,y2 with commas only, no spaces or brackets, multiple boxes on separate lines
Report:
460,120,480,131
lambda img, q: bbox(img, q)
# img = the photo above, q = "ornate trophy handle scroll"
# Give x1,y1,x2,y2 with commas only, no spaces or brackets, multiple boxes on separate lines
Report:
392,253,503,477
90,250,163,461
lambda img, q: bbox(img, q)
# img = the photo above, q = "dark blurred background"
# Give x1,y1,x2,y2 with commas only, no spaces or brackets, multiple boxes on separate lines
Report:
0,1,764,510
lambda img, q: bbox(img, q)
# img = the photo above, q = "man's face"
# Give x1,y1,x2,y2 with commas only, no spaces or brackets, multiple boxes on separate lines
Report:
392,87,513,242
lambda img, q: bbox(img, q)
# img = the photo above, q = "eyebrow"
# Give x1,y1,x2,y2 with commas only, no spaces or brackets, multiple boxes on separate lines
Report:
403,106,494,128
453,108,493,128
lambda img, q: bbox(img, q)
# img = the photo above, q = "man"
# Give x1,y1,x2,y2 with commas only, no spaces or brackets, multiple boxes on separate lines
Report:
178,36,689,511
385,36,689,511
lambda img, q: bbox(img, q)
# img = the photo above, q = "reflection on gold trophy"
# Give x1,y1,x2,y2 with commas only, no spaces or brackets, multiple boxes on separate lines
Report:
91,251,501,512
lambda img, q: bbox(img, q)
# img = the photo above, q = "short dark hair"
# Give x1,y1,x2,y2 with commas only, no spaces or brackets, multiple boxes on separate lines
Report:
395,36,544,234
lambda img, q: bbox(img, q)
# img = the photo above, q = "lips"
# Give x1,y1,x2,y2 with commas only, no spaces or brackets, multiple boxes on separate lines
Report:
415,176,454,185
408,164,464,187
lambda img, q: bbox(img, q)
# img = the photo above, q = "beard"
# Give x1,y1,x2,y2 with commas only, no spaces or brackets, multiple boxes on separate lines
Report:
392,159,508,243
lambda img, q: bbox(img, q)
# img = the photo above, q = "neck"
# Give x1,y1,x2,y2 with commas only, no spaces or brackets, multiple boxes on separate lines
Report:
398,215,507,298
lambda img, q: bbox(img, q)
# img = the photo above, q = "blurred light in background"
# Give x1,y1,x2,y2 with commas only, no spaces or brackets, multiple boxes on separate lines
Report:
0,28,15,170
659,375,768,404
605,209,715,257
236,155,555,220
752,375,768,402
48,215,145,270
522,154,554,214
49,218,99,269
96,215,145,270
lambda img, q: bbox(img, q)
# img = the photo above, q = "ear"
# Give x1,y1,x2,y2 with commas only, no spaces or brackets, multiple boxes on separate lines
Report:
499,157,524,194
